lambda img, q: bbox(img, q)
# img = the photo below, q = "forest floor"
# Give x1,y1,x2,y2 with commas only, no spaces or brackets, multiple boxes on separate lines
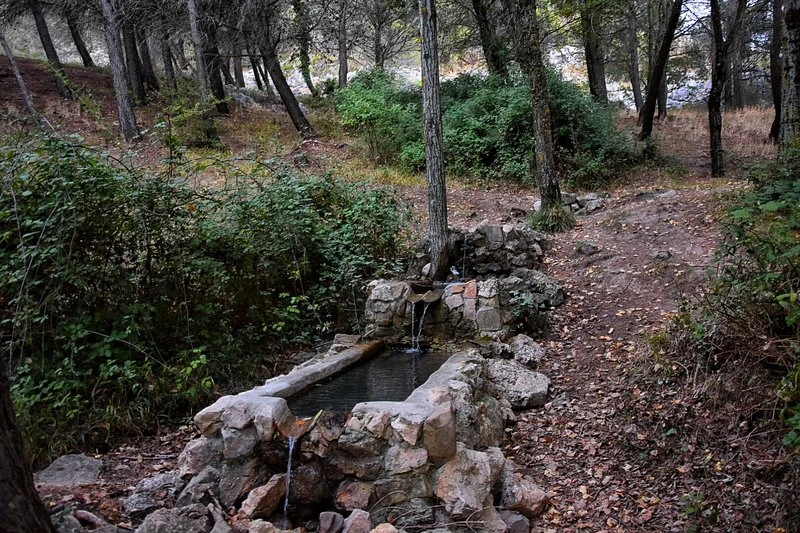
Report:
4,57,798,531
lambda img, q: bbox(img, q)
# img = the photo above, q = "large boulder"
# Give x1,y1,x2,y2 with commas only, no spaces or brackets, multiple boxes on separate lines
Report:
485,359,550,409
434,444,504,519
135,504,213,533
35,454,103,488
123,472,180,517
237,474,286,520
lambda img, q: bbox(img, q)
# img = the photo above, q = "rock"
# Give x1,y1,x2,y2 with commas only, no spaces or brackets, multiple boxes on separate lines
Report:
123,472,180,517
35,454,103,487
248,520,280,533
55,515,84,533
338,430,385,457
384,444,428,474
486,359,550,409
561,192,577,205
218,458,270,509
370,524,398,533
179,437,223,477
476,308,504,332
435,443,504,519
290,462,329,504
237,474,286,519
319,511,345,533
136,503,212,533
501,464,548,519
335,480,373,511
175,466,220,507
422,402,456,465
576,240,600,256
195,396,238,437
390,412,425,446
499,510,530,533
222,426,259,460
342,509,372,533
373,472,433,506
584,199,603,213
208,504,233,533
509,334,545,368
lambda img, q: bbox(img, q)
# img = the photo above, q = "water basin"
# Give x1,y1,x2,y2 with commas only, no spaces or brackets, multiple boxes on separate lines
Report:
288,349,451,417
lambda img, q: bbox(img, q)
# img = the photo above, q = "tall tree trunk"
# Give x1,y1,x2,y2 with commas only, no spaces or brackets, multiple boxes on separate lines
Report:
100,0,139,141
709,0,746,177
657,74,667,121
137,27,160,91
246,43,265,90
28,0,69,97
202,23,230,114
0,357,54,532
292,0,318,96
780,0,800,150
338,1,349,87
121,22,147,104
506,0,572,230
160,29,178,91
0,29,42,123
627,0,643,111
233,50,246,87
262,42,316,137
473,0,509,79
374,24,386,69
418,0,449,281
639,0,683,140
220,54,235,85
770,0,784,141
187,0,210,105
65,11,95,67
259,52,276,96
581,1,608,104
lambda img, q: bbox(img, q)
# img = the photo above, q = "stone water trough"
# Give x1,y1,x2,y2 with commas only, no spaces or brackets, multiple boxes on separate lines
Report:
130,224,560,532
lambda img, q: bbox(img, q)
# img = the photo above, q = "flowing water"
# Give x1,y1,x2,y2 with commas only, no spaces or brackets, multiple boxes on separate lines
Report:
288,349,451,417
283,435,296,515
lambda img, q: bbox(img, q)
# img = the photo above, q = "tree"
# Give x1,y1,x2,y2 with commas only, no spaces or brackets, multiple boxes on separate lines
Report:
708,0,747,177
771,0,784,141
639,0,683,141
507,0,574,231
291,0,318,96
0,28,41,123
472,0,510,78
781,0,800,149
580,0,608,104
28,0,70,97
358,0,417,69
63,7,95,67
627,0,643,111
419,0,449,280
0,356,55,533
100,0,140,141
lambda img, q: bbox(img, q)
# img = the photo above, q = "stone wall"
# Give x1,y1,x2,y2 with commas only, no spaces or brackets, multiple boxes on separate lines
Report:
133,346,550,532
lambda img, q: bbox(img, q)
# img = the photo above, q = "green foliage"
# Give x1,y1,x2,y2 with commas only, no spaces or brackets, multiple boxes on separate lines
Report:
668,150,800,448
336,70,635,186
0,133,407,463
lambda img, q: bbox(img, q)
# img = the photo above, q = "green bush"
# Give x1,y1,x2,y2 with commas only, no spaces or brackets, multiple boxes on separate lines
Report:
336,70,635,186
0,134,407,463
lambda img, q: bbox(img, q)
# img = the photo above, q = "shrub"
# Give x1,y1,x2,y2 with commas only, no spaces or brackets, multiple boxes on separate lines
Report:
0,133,407,463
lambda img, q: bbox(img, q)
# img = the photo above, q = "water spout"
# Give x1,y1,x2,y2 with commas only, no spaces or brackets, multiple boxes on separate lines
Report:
283,435,296,515
414,301,432,351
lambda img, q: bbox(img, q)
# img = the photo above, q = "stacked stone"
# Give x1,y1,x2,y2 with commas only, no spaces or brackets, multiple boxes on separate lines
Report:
131,350,548,532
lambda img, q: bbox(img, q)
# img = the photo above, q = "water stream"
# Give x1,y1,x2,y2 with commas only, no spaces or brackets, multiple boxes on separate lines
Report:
283,436,296,515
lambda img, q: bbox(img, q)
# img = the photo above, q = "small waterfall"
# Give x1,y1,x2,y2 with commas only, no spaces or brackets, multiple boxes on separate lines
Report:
409,302,417,350
414,301,432,351
283,435,297,515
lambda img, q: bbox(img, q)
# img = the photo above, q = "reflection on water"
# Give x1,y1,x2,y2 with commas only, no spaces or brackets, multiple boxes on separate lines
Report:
288,350,450,417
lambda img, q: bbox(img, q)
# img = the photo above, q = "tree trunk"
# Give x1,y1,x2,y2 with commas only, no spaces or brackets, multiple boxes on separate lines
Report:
709,0,747,177
203,24,230,114
262,42,316,137
419,0,449,281
781,0,800,150
259,52,276,96
28,0,69,97
187,0,210,106
100,0,139,141
0,357,55,533
657,74,667,122
160,30,178,91
220,54,235,85
506,0,572,230
65,11,95,67
0,29,41,123
338,1,349,88
581,1,608,104
137,27,160,91
639,0,683,140
473,0,509,79
374,23,386,69
292,0,318,96
233,50,246,87
627,0,643,111
771,0,784,141
121,22,146,104
246,43,265,90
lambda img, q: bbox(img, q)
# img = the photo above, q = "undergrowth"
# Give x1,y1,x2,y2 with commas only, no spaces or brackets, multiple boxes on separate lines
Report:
0,133,408,465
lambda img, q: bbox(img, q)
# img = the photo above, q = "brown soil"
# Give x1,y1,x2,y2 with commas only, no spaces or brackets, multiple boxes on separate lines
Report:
6,61,797,531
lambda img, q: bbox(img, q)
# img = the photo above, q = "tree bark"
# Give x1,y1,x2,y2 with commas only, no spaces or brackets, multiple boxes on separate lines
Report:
65,11,95,67
121,22,147,104
627,0,643,111
473,0,509,79
160,29,178,91
246,42,265,90
292,0,318,96
100,0,139,141
203,26,230,114
233,50,246,87
419,0,449,281
338,0,349,88
657,74,667,121
187,0,210,106
0,29,41,123
639,0,683,140
781,0,800,150
28,0,69,97
771,0,784,141
581,1,608,104
0,357,55,533
262,42,316,137
137,27,160,91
